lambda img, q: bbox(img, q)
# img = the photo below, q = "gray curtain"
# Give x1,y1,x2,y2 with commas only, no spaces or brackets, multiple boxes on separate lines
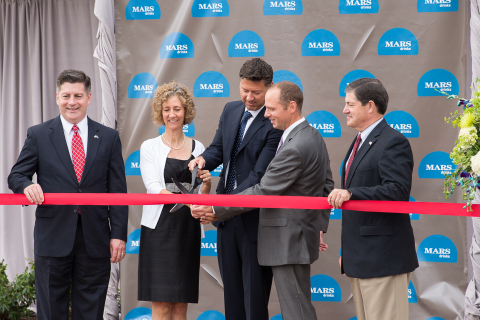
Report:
0,0,102,283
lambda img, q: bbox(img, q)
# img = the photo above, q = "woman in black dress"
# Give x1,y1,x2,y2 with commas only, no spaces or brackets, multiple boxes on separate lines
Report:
138,81,211,320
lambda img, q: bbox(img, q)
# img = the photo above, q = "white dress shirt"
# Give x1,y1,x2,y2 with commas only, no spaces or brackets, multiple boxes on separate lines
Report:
60,115,88,159
277,117,306,152
346,117,384,165
224,106,265,188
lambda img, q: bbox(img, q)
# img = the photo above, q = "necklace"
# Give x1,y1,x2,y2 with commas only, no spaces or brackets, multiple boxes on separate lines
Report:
161,133,186,150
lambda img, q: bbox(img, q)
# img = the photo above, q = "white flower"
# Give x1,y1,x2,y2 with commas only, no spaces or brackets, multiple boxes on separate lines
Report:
471,151,480,176
459,126,478,147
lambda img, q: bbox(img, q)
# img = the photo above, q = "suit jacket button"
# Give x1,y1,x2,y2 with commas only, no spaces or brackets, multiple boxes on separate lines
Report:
73,209,78,214
77,189,82,193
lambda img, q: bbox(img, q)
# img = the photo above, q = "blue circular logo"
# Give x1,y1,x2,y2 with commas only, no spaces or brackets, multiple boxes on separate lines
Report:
418,151,456,179
228,30,265,57
330,208,342,220
193,71,230,97
306,111,341,138
263,0,303,15
192,0,229,17
378,28,418,55
417,234,458,263
409,196,419,221
338,0,379,14
348,317,357,320
310,274,342,302
125,0,160,20
128,73,158,99
160,32,195,59
124,307,152,320
211,164,223,177
408,281,418,303
384,110,419,138
197,310,225,320
125,150,141,176
339,69,375,97
418,0,458,12
302,29,341,56
426,318,446,320
201,230,218,256
270,315,283,320
273,70,303,91
126,229,141,254
417,69,459,96
158,123,195,137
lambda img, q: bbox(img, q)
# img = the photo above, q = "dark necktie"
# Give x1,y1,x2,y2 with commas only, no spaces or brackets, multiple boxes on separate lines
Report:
224,111,252,194
344,134,362,186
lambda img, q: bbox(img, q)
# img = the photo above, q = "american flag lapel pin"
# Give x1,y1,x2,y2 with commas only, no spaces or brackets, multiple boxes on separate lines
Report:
369,141,372,145
94,135,99,139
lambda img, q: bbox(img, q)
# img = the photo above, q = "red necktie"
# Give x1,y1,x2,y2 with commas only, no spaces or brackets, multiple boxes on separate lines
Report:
72,125,85,184
344,134,362,186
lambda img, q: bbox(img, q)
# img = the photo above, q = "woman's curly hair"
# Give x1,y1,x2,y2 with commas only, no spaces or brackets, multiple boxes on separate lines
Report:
151,81,196,126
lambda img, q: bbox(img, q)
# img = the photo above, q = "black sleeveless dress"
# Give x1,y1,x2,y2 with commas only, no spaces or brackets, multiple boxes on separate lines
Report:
138,141,201,303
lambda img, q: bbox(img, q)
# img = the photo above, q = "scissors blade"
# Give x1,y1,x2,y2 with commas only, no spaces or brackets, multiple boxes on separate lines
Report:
170,202,185,213
172,177,190,194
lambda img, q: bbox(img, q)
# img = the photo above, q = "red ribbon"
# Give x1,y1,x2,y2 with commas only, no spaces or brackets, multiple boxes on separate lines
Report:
0,193,478,217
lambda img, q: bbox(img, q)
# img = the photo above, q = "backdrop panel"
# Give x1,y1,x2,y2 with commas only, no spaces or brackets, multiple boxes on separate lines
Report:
115,1,469,319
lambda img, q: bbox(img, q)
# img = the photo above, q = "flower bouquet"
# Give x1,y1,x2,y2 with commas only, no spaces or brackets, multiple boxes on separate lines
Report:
443,78,480,209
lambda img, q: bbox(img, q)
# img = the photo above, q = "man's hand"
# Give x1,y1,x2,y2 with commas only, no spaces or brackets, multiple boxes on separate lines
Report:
327,188,352,209
319,231,328,252
188,156,206,171
24,184,44,205
191,205,219,224
110,239,126,263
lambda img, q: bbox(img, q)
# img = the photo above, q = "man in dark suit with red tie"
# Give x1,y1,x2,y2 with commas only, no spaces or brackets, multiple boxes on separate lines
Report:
189,58,282,320
8,69,128,320
328,78,418,320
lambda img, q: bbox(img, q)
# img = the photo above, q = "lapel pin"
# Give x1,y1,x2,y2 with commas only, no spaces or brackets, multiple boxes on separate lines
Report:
94,135,99,139
369,141,372,145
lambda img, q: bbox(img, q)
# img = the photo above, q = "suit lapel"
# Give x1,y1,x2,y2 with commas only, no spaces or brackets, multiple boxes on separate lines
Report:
49,116,78,185
283,120,309,147
238,107,266,152
345,119,388,188
81,118,101,185
224,104,245,160
342,138,356,188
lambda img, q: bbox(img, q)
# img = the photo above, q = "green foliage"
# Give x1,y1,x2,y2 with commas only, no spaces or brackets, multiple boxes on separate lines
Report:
0,260,36,320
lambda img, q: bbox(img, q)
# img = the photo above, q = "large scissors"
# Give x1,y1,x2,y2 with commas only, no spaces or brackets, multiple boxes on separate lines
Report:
169,165,203,213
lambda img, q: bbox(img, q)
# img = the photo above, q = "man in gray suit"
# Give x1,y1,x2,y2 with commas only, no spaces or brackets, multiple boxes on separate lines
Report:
192,81,334,320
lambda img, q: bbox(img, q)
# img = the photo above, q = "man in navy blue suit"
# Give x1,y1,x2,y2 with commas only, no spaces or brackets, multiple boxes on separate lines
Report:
8,69,128,320
189,58,282,320
328,78,418,320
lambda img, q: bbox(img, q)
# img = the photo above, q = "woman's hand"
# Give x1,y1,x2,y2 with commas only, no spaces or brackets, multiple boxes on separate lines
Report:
200,170,212,194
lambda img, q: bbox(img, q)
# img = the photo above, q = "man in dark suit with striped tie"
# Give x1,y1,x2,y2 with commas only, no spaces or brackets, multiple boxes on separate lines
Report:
189,58,282,320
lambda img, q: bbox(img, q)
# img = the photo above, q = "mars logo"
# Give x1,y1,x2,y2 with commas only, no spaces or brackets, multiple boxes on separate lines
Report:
306,111,341,138
263,0,303,15
125,0,160,20
408,281,418,303
124,307,152,320
426,318,446,320
273,70,303,91
339,69,375,97
160,33,194,59
228,31,265,57
418,0,458,12
409,196,419,221
302,29,341,56
126,229,141,254
338,0,379,14
418,151,457,179
270,315,283,320
201,230,217,256
378,28,418,55
384,110,419,138
417,234,458,263
159,123,195,137
128,73,158,99
417,69,459,96
348,318,357,320
193,71,230,97
310,274,342,302
125,150,141,176
330,208,342,220
197,310,225,320
192,0,229,17
211,164,223,177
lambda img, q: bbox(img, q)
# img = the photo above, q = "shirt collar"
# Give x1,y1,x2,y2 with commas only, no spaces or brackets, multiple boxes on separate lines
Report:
282,117,306,143
60,115,88,134
244,106,264,119
359,117,383,142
